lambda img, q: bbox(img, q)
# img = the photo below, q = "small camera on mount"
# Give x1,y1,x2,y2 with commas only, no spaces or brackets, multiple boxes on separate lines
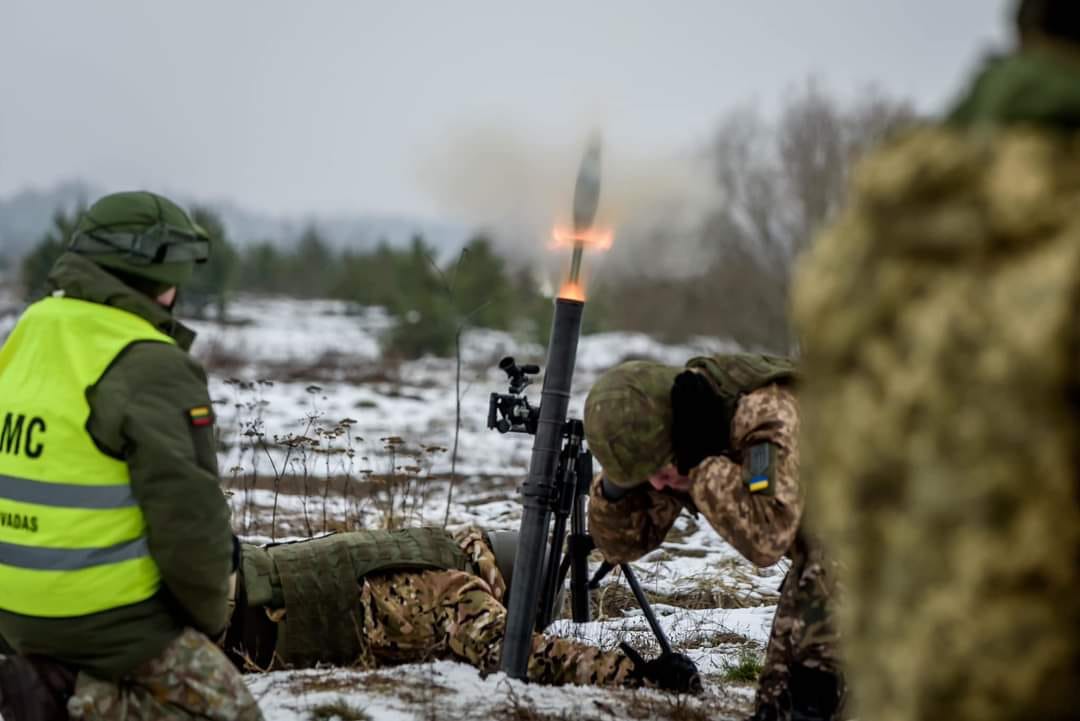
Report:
487,356,541,435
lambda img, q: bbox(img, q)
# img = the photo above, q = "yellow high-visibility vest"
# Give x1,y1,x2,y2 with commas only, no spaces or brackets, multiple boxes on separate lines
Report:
0,296,171,616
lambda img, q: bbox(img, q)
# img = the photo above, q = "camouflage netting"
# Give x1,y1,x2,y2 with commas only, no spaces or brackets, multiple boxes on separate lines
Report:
793,127,1080,721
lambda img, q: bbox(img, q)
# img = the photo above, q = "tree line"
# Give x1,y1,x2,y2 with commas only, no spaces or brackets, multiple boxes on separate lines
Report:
16,83,915,357
17,206,558,359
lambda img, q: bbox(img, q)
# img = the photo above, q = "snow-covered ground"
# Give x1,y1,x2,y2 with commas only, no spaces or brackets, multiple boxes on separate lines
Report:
0,294,780,720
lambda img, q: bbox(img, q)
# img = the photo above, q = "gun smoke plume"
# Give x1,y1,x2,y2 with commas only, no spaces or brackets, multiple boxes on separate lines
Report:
416,124,714,287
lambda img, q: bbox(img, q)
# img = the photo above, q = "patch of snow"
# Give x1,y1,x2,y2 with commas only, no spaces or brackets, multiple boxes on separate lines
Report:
248,659,750,721
188,297,390,365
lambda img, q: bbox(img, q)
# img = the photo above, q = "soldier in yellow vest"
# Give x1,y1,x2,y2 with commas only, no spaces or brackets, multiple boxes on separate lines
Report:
793,1,1080,719
0,192,263,720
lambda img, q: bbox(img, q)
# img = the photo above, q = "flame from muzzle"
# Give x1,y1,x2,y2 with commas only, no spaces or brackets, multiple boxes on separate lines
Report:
557,281,586,302
550,226,614,251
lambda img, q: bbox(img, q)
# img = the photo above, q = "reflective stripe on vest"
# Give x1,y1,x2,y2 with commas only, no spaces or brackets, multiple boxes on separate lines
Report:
0,296,172,617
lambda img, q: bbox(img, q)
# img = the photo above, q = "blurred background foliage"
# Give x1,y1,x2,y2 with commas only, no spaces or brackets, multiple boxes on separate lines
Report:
11,84,915,359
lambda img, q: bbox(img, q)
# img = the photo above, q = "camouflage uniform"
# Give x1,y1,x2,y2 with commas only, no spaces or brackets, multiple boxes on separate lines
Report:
792,11,1080,720
227,527,636,688
67,629,263,721
589,383,843,719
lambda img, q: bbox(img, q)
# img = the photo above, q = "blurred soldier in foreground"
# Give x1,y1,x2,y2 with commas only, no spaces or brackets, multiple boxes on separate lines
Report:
584,354,843,721
792,2,1080,720
221,526,696,691
0,192,261,721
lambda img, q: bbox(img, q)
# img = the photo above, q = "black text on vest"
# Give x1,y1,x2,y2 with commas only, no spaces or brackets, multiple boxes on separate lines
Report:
0,511,38,533
0,413,46,459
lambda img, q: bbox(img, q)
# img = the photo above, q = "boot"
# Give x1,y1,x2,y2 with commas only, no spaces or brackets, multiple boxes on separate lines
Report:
788,665,843,721
0,654,76,721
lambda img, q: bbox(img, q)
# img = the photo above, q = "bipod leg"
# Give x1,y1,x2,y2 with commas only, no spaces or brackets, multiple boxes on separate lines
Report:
537,512,568,628
620,563,673,656
569,448,592,622
588,560,615,589
556,532,594,622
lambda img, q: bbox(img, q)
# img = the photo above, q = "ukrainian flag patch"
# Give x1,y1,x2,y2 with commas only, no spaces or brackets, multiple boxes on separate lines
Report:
744,442,778,495
748,475,770,493
188,406,214,427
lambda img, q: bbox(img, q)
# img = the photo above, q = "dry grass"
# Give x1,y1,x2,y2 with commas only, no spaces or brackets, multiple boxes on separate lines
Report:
619,690,733,721
197,336,251,374
307,699,372,721
354,671,453,705
286,673,363,695
590,574,770,621
495,682,601,721
678,629,754,650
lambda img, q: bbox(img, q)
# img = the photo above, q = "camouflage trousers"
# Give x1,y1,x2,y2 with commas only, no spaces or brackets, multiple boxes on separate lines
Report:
68,628,264,721
362,568,637,687
754,535,844,721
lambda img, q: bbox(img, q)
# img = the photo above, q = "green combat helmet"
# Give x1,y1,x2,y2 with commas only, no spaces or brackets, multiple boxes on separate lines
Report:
485,529,565,622
584,361,681,490
68,191,210,289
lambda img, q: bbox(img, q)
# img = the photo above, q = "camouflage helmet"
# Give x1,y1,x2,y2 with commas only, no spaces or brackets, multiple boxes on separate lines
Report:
584,361,682,489
486,530,519,592
69,191,210,287
486,529,565,624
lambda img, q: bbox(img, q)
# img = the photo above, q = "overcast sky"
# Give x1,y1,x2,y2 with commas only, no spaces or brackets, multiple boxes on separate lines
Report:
0,1,1011,219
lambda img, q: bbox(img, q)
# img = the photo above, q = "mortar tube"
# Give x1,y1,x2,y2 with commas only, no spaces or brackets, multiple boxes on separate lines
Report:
500,296,585,679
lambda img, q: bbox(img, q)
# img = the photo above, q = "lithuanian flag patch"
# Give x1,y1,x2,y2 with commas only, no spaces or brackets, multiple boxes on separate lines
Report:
188,406,214,427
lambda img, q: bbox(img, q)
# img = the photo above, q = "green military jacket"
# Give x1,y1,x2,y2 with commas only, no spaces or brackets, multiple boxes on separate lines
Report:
0,253,234,680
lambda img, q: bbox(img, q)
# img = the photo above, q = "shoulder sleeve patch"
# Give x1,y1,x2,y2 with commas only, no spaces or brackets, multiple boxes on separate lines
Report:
743,441,777,496
188,405,214,427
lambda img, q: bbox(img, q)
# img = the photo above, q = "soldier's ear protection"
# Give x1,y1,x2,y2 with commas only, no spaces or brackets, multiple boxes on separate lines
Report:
671,369,735,475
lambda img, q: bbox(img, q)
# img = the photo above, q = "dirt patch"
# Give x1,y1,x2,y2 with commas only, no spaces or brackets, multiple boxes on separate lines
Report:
661,517,701,545
356,671,453,705
285,672,364,695
680,629,754,650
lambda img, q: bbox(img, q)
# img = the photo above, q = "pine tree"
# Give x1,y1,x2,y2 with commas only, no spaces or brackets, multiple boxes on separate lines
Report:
20,206,83,300
181,206,238,320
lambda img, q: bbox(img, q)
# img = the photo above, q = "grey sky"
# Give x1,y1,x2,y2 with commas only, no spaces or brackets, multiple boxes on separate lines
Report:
0,1,1010,219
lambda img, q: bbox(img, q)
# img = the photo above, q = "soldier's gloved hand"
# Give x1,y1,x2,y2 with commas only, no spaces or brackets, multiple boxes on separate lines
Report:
620,642,704,695
671,370,733,476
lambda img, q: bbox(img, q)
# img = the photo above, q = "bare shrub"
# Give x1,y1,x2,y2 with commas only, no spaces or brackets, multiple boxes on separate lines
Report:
597,83,915,354
370,436,446,530
700,82,916,351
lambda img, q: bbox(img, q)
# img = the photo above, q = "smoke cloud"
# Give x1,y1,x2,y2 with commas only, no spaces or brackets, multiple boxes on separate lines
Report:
415,123,716,288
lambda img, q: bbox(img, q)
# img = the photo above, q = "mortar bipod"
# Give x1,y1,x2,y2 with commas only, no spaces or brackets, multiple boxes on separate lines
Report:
535,419,676,656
